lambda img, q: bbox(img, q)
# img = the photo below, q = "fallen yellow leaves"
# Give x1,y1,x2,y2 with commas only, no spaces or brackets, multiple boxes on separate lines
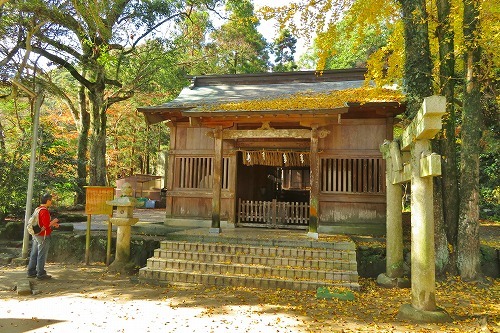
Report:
230,276,499,333
3,263,497,332
210,87,405,112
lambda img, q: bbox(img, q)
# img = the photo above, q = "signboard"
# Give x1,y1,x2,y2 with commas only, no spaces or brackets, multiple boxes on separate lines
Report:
85,186,115,215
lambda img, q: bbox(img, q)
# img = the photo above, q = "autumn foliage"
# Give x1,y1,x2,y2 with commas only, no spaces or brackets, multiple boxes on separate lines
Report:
212,87,404,111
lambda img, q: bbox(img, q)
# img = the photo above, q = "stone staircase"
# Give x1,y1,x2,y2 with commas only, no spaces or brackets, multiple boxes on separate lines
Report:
139,238,360,291
0,240,23,265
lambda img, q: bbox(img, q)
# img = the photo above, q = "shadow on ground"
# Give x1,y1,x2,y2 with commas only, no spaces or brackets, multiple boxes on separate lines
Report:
0,318,64,333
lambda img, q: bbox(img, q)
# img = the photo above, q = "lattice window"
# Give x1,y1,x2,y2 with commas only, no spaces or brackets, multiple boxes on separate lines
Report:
321,157,384,193
175,157,229,189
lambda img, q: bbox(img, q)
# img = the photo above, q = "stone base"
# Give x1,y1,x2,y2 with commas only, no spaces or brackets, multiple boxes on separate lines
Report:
397,303,452,323
209,227,221,234
376,273,410,288
16,278,32,295
307,232,319,239
164,218,235,229
318,223,385,236
107,260,137,275
11,257,29,266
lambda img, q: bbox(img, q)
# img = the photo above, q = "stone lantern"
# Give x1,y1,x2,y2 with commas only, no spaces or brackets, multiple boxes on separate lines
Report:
107,182,139,273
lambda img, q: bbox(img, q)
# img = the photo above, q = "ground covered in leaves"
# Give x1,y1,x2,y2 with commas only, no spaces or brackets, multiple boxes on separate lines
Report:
0,263,498,332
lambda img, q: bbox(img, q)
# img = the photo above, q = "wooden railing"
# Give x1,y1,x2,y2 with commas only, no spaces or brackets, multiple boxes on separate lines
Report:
175,157,229,190
238,199,309,228
320,157,384,193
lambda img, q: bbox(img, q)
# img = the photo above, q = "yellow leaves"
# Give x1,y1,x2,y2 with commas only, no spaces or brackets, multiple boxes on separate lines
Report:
211,87,404,112
366,20,405,87
480,0,500,74
448,243,454,253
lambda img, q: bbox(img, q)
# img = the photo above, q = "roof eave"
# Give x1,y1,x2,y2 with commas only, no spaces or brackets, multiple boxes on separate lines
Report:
137,106,191,125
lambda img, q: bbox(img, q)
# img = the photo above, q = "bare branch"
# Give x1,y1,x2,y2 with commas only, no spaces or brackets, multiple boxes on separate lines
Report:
36,34,84,61
104,78,122,87
29,45,94,92
124,12,186,55
107,90,134,106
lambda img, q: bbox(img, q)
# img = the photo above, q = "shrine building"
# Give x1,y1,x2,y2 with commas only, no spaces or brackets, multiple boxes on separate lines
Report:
138,68,405,235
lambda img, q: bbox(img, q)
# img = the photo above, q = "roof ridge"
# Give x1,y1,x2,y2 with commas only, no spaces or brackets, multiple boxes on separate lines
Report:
189,68,367,87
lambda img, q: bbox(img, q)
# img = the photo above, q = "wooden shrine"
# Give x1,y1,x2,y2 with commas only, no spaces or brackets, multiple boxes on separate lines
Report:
138,69,406,235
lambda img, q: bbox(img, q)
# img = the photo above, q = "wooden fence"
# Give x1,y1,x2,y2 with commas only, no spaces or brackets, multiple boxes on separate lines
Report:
237,199,309,229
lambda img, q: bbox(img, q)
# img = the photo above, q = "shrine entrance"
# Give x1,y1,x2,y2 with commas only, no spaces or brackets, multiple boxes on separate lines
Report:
236,151,310,229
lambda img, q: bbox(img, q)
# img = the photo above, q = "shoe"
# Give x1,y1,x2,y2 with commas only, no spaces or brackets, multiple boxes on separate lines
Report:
36,274,52,280
27,274,37,278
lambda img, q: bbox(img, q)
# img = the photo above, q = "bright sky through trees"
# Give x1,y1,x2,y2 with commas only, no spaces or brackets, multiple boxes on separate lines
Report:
253,0,309,57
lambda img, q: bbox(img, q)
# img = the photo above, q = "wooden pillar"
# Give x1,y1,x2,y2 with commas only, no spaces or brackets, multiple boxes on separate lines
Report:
106,219,112,266
211,127,222,233
308,127,319,239
410,139,436,310
227,151,237,226
85,214,92,265
165,124,176,216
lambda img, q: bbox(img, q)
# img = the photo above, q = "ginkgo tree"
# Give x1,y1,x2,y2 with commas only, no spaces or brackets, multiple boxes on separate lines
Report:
257,0,499,281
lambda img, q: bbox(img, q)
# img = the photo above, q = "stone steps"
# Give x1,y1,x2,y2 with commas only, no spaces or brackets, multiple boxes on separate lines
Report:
0,240,22,265
152,250,357,271
139,240,360,291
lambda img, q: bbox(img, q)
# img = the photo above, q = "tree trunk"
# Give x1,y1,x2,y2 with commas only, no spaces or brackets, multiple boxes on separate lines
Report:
88,73,108,186
0,119,7,221
131,132,136,175
0,120,5,153
398,0,433,117
458,0,482,281
436,0,459,275
76,84,90,204
433,156,449,279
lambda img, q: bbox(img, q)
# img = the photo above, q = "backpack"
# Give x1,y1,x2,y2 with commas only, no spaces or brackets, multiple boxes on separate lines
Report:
27,207,46,236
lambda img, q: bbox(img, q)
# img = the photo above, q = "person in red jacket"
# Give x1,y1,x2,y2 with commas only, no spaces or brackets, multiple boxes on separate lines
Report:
27,193,60,280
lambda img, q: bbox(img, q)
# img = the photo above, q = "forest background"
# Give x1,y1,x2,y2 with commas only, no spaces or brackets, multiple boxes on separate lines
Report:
0,0,498,281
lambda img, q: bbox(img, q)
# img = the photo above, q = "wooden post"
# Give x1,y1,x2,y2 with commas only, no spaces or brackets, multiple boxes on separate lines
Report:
210,127,222,233
83,186,115,266
106,219,112,266
85,214,91,265
308,127,319,239
228,152,237,226
165,124,176,216
271,199,277,227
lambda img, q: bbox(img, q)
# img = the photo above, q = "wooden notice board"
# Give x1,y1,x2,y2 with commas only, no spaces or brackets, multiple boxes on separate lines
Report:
85,186,115,215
